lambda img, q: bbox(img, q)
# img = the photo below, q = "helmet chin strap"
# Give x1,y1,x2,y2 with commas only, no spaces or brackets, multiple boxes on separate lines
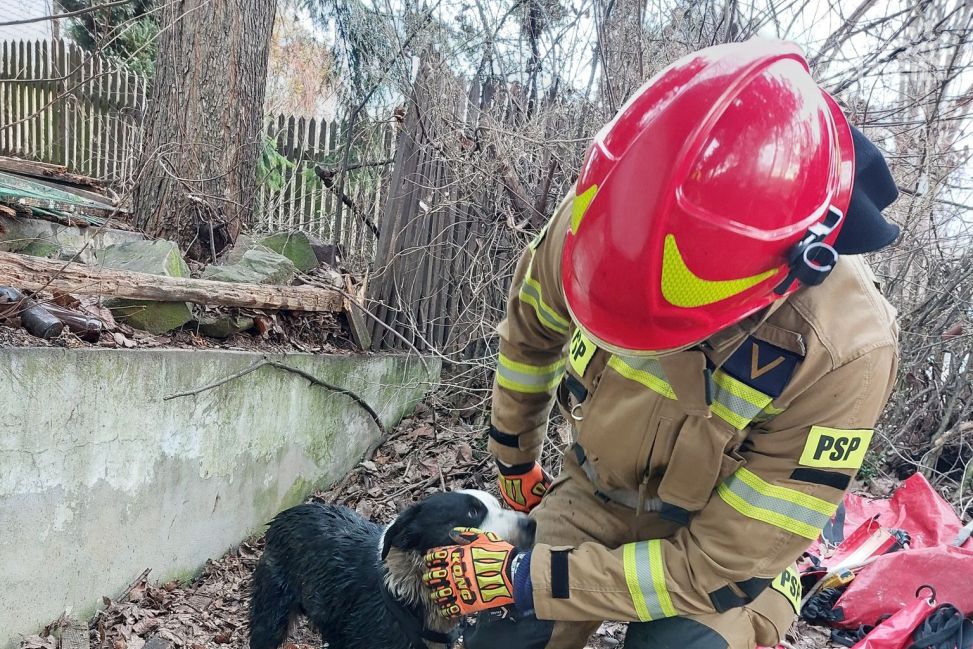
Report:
774,206,844,295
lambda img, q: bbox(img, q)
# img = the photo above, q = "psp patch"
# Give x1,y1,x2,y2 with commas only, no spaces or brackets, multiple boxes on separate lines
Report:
771,566,802,614
800,427,873,470
721,336,802,398
569,328,597,377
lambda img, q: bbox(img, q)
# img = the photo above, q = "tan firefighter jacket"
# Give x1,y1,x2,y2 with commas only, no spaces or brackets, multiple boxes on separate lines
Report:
489,193,899,622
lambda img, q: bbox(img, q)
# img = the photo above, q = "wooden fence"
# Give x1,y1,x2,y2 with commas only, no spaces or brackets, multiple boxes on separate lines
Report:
0,38,391,269
0,39,146,184
257,114,394,270
365,58,587,353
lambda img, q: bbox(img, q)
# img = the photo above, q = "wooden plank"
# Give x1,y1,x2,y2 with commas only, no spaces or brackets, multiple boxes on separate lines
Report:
0,251,344,312
294,116,307,230
0,155,103,189
0,41,8,153
303,117,317,231
30,40,41,160
39,40,50,161
273,113,286,232
283,114,296,230
315,117,329,240
67,44,81,171
367,80,422,349
343,276,371,350
15,40,25,156
386,93,434,350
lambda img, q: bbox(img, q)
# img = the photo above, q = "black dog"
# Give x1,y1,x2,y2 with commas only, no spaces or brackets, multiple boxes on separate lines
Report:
249,490,535,649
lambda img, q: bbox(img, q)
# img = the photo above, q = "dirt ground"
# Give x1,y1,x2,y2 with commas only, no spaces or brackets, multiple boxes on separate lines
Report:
18,400,839,649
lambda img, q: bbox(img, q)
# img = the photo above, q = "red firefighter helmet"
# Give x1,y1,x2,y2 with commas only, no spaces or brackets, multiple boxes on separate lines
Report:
563,38,854,353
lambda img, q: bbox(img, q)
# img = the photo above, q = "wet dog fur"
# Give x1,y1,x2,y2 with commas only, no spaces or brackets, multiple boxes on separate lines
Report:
249,490,535,649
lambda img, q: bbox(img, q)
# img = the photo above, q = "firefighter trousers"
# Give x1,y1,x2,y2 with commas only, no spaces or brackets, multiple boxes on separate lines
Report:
465,454,797,649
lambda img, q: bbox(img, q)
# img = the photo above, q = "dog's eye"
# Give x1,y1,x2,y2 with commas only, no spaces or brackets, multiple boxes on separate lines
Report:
468,505,483,519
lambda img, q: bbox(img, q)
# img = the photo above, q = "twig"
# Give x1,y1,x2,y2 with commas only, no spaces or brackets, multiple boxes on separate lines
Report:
0,0,132,27
162,359,268,400
162,358,386,435
383,475,439,503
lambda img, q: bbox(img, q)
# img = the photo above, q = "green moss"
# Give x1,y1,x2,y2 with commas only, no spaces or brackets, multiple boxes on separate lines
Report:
259,232,318,272
19,240,59,258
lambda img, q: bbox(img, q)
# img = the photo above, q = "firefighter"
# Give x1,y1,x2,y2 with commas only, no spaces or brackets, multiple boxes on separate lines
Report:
422,39,901,649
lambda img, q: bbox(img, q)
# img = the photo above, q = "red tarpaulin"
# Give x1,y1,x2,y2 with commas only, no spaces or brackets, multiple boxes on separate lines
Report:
822,474,973,626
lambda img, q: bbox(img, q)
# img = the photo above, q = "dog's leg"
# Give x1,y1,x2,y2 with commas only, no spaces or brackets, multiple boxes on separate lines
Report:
249,556,297,649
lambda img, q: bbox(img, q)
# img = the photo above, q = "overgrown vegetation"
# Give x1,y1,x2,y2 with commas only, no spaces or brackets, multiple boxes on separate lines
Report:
60,0,160,77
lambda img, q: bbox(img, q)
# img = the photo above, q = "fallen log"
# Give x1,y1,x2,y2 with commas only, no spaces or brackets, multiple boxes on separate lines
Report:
0,250,344,312
0,156,103,190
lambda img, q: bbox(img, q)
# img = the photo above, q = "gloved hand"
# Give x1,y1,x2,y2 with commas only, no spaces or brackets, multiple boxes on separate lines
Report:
423,528,518,618
497,461,551,513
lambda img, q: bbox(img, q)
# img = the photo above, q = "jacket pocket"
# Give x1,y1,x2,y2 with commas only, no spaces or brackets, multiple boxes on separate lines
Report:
657,417,736,512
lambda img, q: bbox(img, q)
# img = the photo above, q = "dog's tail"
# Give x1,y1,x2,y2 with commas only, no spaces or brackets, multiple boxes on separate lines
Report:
249,554,297,649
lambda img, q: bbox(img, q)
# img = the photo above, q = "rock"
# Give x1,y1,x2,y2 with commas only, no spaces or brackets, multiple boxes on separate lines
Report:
194,313,254,338
102,299,194,335
96,239,190,277
221,233,262,265
258,231,319,272
0,214,143,263
96,240,192,334
201,248,296,285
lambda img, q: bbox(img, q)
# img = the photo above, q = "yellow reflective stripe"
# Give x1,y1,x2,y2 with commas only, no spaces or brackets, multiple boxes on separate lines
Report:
571,185,598,233
717,467,837,540
623,543,651,622
661,234,777,308
496,354,565,394
710,370,773,430
648,540,677,618
607,355,676,399
518,259,570,334
622,540,677,621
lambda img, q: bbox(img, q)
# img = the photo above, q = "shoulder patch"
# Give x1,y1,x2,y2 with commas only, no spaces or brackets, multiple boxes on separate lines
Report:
721,336,803,398
799,427,873,470
569,328,597,377
770,566,802,614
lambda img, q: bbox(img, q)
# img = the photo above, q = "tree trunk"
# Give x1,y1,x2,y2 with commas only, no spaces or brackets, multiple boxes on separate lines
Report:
133,0,276,259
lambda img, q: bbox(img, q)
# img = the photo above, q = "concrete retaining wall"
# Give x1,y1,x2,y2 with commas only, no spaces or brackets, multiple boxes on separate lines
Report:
0,348,439,646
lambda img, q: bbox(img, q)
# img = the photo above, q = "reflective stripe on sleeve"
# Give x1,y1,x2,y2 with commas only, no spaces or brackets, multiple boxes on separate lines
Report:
518,259,570,335
496,353,566,394
717,467,837,540
623,540,677,622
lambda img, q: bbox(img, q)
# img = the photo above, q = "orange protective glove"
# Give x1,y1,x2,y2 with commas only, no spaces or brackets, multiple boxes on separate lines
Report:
422,528,518,618
497,461,552,513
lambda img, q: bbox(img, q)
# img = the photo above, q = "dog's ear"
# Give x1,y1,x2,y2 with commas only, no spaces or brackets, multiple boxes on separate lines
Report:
382,507,421,559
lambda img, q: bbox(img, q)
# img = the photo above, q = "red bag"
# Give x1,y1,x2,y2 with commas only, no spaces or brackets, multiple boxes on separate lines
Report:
842,475,961,549
851,590,939,649
835,546,973,626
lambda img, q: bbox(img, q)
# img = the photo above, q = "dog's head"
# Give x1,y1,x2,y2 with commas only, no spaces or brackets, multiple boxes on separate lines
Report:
381,489,535,559
380,490,534,633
